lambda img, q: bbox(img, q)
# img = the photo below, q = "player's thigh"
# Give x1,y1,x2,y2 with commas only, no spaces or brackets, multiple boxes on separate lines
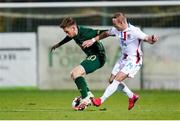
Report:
111,60,127,82
80,55,101,74
121,60,142,78
111,59,124,76
114,71,128,82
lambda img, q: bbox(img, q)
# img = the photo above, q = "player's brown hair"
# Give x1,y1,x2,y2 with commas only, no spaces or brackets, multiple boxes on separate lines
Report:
60,17,77,28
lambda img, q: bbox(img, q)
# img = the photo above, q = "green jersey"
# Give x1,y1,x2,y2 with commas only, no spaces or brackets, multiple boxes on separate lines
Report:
57,26,106,71
58,26,106,57
72,26,105,56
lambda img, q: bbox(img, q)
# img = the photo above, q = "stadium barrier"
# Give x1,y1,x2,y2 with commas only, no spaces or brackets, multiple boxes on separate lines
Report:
0,33,37,87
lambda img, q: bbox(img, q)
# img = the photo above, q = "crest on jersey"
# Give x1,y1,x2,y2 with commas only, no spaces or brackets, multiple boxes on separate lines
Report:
127,34,131,39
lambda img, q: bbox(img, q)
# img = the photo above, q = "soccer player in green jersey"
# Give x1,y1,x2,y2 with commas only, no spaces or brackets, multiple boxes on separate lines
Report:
50,17,106,110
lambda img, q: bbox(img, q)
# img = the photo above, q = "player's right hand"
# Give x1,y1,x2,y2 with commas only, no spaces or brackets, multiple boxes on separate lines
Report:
50,46,55,52
50,44,58,52
50,43,61,52
151,35,158,43
82,39,95,48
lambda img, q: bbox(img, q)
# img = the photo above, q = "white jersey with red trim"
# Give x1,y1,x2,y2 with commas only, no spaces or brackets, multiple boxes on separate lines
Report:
108,24,147,56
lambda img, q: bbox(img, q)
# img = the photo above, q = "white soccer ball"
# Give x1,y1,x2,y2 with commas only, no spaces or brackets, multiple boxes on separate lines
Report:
72,96,82,109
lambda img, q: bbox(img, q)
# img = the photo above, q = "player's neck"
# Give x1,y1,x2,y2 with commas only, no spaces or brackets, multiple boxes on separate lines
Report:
121,24,128,31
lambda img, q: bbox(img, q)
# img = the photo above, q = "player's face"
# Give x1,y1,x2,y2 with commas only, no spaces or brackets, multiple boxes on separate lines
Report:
63,25,77,38
112,17,123,31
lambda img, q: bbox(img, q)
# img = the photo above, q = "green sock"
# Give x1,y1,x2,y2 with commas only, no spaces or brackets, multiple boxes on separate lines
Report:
75,76,88,99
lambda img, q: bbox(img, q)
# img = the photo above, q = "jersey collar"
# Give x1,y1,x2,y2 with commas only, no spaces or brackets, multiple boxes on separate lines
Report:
122,23,131,32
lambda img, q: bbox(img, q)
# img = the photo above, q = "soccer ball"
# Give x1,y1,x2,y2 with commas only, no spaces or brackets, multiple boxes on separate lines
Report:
72,96,82,110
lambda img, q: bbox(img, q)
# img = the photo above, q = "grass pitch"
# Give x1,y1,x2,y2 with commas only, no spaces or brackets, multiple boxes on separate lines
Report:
0,89,180,120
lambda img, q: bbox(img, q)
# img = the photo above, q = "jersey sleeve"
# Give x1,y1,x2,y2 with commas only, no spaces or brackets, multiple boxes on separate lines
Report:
133,27,147,40
58,36,72,46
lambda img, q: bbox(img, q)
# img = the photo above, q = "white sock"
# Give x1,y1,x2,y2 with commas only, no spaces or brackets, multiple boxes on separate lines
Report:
117,82,134,98
100,80,120,103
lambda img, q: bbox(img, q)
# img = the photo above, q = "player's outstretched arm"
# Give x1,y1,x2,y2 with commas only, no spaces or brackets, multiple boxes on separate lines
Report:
50,43,60,52
144,35,158,44
82,31,109,48
50,36,72,52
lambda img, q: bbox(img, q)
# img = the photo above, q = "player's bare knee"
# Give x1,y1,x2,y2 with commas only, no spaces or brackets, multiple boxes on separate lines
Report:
70,71,75,80
71,65,85,80
70,69,78,80
115,77,124,82
71,70,84,80
115,74,126,81
115,72,127,82
74,73,82,80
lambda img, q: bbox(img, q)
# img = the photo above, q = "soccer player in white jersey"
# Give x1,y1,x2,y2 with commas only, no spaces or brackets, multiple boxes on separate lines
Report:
82,12,158,110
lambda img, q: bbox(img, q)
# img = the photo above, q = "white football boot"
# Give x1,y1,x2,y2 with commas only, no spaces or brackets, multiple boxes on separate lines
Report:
74,91,94,111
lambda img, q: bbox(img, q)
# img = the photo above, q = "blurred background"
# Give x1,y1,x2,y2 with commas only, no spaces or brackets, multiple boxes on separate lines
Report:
0,0,180,90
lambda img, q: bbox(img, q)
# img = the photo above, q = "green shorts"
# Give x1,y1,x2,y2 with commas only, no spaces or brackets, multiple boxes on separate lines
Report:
80,54,106,74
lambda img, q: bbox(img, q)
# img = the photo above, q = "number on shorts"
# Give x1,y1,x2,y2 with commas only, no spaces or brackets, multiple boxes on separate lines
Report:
87,55,96,61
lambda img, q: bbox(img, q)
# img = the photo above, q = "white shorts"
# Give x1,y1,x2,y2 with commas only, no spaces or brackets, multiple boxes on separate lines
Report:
111,55,142,78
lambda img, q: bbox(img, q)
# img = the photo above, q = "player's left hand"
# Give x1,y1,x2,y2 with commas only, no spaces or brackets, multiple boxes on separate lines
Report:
150,35,158,44
82,39,94,48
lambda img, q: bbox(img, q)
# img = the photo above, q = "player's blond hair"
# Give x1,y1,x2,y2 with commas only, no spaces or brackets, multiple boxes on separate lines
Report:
60,17,77,28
